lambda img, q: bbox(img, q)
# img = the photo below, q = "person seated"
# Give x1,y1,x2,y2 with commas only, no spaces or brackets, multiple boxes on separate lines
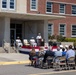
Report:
30,37,37,47
66,45,75,60
43,49,55,63
65,45,69,51
52,42,58,52
38,47,45,57
54,47,62,63
29,48,38,65
35,47,45,66
59,45,63,52
15,37,23,48
54,47,62,57
62,48,66,56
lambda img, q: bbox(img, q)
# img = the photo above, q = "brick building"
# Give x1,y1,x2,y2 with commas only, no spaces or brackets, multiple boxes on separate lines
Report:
1,0,75,47
27,0,76,38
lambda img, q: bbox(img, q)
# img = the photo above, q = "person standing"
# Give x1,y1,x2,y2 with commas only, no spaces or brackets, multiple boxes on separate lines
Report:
36,33,42,46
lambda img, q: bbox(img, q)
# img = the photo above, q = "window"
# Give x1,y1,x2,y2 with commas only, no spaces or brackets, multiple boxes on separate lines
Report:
30,0,37,11
59,24,66,36
2,0,7,8
10,0,15,9
48,24,53,36
72,25,76,36
46,2,52,13
72,5,76,15
1,0,15,10
59,4,65,14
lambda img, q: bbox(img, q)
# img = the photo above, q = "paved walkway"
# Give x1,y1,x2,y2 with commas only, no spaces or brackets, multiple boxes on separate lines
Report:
0,53,30,65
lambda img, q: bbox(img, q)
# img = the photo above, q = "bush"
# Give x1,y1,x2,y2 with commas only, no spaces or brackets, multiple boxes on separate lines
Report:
73,42,76,46
56,35,65,42
48,34,65,42
65,38,76,42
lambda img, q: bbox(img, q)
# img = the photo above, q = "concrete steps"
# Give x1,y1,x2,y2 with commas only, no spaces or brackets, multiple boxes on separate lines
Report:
0,47,17,53
0,47,6,53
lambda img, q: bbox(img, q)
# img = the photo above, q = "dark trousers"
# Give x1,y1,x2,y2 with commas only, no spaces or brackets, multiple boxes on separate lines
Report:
43,50,55,63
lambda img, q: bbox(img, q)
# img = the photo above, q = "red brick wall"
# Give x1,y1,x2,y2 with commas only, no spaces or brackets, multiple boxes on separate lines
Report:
50,0,76,4
27,0,46,14
53,3,59,13
66,4,71,14
27,0,76,38
49,16,76,38
27,0,75,14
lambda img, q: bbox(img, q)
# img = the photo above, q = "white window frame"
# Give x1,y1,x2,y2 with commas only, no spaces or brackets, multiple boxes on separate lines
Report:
71,24,76,37
48,23,53,36
9,0,15,10
72,5,76,15
46,2,52,13
1,0,7,10
30,0,38,11
1,0,15,10
59,4,65,14
59,24,66,36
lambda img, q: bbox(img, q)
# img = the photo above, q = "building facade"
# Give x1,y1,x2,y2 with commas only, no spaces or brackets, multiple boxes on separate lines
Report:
46,0,76,38
0,0,66,47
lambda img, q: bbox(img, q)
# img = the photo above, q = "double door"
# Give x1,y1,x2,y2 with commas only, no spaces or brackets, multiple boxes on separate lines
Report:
10,23,22,46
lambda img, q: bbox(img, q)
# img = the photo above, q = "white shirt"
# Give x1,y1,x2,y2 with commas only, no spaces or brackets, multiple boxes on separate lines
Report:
30,39,35,43
36,35,42,39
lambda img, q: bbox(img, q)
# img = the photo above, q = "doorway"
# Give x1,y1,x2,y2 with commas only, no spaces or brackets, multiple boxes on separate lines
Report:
10,23,22,46
10,29,16,46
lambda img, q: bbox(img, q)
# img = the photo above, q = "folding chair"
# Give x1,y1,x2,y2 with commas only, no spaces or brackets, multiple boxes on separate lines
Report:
67,57,76,70
46,56,54,68
23,39,30,46
53,56,67,70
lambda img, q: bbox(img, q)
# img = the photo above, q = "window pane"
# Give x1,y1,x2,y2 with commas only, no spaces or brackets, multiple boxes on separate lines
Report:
59,24,65,35
2,0,7,8
72,25,76,35
31,0,37,10
60,4,65,13
48,24,53,36
72,5,76,14
10,0,14,9
46,2,52,12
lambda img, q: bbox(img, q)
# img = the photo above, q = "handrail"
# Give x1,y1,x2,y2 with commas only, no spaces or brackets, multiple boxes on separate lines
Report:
2,40,10,53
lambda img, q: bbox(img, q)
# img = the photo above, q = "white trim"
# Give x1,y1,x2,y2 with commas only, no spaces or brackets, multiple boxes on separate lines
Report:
47,0,76,5
59,4,65,14
1,0,7,10
1,0,16,11
9,0,16,10
47,12,76,17
30,0,38,11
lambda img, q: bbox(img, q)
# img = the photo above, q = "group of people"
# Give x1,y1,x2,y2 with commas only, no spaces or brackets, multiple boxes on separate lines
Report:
15,33,44,48
30,33,45,47
29,44,76,66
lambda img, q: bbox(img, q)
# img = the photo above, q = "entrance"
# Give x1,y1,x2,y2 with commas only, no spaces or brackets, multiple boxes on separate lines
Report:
10,29,16,46
10,23,22,46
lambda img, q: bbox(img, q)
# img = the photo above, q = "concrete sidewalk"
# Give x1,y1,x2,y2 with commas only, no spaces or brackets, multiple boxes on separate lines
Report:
0,53,30,65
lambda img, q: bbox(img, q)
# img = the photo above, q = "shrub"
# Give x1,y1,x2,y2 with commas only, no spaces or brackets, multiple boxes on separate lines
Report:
56,35,65,42
65,38,76,42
